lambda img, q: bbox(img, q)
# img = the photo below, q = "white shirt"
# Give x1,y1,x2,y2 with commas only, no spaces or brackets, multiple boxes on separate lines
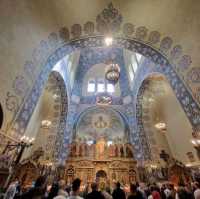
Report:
67,196,83,199
54,196,67,199
194,189,200,199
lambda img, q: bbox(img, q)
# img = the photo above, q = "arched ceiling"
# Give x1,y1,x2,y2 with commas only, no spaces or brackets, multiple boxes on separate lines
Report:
1,1,200,164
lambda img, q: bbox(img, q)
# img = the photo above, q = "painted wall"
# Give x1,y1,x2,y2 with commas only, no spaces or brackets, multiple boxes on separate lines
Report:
163,80,197,163
82,63,121,97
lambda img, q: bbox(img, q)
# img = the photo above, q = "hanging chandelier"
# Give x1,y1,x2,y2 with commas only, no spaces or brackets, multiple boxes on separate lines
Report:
105,60,120,84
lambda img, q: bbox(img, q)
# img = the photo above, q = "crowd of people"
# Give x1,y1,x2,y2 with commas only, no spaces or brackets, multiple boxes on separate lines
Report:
3,176,200,199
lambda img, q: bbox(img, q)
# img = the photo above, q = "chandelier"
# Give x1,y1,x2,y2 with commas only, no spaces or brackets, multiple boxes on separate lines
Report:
105,60,120,84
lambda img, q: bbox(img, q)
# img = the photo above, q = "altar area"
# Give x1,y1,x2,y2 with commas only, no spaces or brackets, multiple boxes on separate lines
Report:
65,137,137,186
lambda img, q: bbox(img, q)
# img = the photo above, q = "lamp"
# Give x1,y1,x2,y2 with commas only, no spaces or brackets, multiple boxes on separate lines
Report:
191,130,200,160
105,60,120,84
104,37,113,46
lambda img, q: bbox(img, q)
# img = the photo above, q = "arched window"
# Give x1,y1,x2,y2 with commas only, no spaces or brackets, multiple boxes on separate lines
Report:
97,79,105,93
87,79,95,93
0,104,3,129
129,53,142,82
107,83,115,93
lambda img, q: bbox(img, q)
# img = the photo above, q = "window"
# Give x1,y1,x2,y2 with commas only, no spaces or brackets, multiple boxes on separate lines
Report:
136,53,142,63
129,64,134,82
97,80,105,92
87,78,115,93
107,83,115,93
87,80,95,92
131,55,138,73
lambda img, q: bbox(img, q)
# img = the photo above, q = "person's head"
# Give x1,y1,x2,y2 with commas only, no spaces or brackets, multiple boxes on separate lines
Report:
150,185,156,193
91,182,98,191
59,179,66,189
130,184,137,193
116,182,121,189
48,182,59,198
35,176,46,188
194,182,200,190
72,178,81,193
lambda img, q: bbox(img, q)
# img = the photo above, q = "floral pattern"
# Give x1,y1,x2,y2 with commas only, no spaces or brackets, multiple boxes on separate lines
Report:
135,26,148,40
187,67,200,84
6,92,19,113
13,76,28,96
59,27,70,42
96,3,122,34
170,45,182,60
178,55,192,71
71,24,82,39
123,23,134,37
148,31,160,44
84,21,95,35
160,37,173,52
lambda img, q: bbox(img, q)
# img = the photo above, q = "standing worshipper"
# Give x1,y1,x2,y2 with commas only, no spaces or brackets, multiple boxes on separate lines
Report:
56,180,68,198
67,178,83,199
127,184,144,199
100,182,112,199
148,185,161,199
112,182,126,199
47,182,59,199
20,175,47,199
4,178,20,199
194,182,200,199
86,182,105,199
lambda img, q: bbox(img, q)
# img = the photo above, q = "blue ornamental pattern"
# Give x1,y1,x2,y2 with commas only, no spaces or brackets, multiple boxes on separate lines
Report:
8,36,200,162
72,47,131,101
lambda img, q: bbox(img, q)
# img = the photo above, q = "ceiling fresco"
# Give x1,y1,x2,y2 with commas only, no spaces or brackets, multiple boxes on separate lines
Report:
75,107,128,141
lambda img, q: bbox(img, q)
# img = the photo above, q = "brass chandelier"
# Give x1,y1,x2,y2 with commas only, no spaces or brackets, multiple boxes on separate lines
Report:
105,60,120,84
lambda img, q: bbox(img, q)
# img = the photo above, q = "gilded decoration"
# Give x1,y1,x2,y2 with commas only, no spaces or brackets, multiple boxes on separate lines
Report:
65,137,137,185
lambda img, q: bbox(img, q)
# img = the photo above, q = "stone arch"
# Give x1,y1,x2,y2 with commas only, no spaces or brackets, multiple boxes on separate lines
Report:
9,37,200,162
46,71,68,161
5,4,200,162
136,72,165,160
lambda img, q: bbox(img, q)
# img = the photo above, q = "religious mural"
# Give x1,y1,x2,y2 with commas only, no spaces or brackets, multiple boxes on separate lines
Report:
75,107,128,141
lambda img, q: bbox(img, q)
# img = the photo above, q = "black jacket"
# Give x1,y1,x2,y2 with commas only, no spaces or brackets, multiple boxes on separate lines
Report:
86,190,105,199
112,188,126,199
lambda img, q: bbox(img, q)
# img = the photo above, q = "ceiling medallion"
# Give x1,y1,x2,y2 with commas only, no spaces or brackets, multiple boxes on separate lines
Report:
105,60,120,84
96,95,112,106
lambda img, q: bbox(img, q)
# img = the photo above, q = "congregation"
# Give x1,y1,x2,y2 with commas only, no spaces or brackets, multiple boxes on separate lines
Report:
3,176,200,199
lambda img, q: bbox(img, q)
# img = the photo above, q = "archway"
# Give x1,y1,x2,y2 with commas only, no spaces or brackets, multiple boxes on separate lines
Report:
22,70,68,163
136,73,197,163
7,4,200,163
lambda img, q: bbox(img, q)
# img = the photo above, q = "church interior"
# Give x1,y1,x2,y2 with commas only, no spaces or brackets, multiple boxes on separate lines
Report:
1,0,200,197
